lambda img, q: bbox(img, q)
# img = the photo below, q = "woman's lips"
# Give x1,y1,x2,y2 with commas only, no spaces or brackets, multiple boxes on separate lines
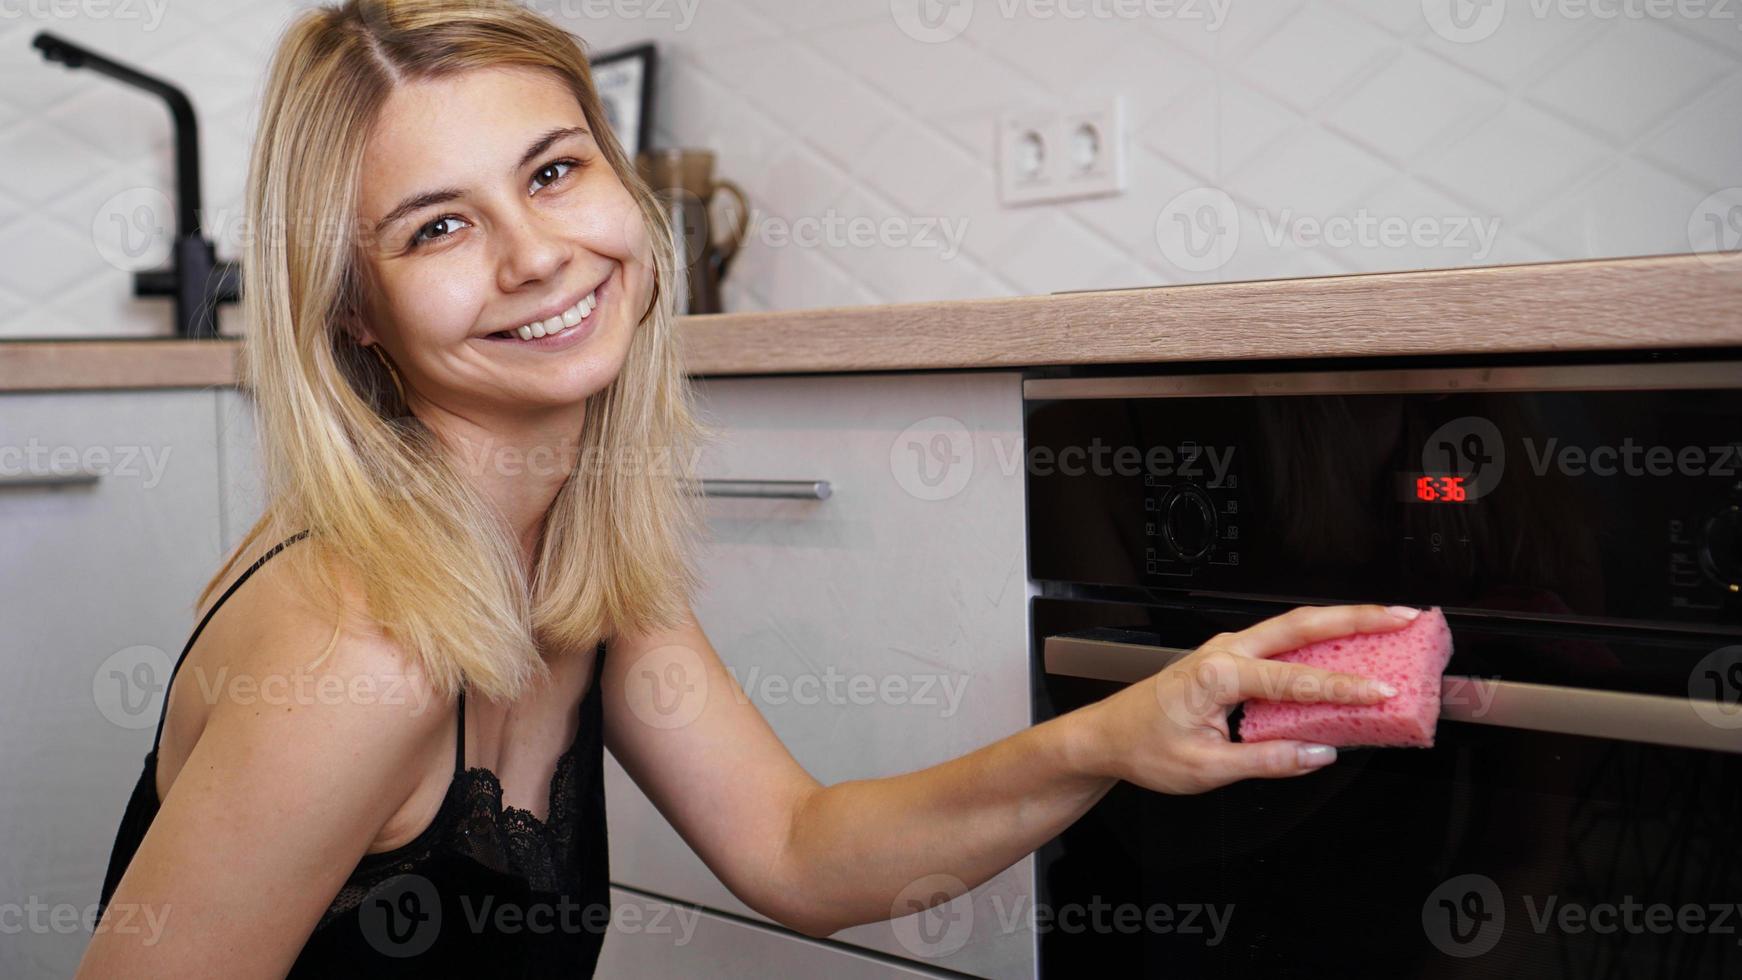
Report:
480,273,608,351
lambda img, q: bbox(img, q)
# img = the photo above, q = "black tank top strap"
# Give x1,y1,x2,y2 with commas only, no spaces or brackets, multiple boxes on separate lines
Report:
150,529,312,752
455,686,467,776
453,637,604,776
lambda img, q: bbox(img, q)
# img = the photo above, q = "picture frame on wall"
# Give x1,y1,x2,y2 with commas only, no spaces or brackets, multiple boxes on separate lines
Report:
588,43,656,159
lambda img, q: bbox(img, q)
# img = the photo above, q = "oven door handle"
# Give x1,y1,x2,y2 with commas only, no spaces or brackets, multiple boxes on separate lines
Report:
1043,631,1742,754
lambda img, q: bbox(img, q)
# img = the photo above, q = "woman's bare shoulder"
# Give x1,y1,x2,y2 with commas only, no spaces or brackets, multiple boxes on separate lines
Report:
96,536,454,978
169,520,452,785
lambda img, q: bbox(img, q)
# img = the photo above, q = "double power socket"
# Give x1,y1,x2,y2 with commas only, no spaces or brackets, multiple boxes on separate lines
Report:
996,96,1128,207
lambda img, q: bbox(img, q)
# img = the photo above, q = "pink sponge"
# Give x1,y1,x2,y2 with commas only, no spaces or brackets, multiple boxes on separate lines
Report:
1237,607,1454,748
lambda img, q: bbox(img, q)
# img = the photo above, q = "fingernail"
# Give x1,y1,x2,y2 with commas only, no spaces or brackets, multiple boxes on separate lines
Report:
1375,681,1399,698
1385,605,1421,621
1298,744,1337,767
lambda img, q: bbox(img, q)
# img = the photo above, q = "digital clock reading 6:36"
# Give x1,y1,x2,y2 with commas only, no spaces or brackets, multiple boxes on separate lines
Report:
1408,474,1469,503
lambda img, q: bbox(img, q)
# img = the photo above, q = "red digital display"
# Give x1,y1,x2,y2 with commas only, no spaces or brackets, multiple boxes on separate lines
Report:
1412,475,1469,503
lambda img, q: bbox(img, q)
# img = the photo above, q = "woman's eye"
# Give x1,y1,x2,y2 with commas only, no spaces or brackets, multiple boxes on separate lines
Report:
404,158,582,251
531,158,578,193
409,215,469,249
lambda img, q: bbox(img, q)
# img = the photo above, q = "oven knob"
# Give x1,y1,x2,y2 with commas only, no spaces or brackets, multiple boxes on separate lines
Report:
1162,487,1218,562
1699,504,1741,592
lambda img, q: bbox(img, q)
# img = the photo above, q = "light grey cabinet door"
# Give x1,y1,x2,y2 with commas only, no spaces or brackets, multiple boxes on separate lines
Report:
598,887,958,979
605,371,1035,979
215,388,266,553
0,389,227,979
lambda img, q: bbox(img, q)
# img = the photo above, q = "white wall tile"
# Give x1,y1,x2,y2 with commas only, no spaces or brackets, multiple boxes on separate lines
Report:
2,0,1738,335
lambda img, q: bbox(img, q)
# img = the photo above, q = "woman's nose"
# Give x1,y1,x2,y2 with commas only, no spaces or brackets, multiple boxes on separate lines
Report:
495,211,569,291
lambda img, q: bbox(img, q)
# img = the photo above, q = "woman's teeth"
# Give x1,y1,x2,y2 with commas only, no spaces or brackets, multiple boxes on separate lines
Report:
494,289,597,341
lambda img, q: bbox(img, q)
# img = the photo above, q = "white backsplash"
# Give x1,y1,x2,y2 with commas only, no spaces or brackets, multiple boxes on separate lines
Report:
1,0,1738,336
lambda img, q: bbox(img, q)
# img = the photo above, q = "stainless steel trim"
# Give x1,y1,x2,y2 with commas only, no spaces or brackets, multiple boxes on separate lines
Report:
1435,677,1740,752
1023,361,1742,401
0,470,101,488
1043,633,1742,754
1044,632,1195,683
692,478,832,500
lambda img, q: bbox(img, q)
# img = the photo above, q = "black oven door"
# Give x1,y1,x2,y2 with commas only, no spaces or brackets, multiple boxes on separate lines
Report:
1032,596,1742,978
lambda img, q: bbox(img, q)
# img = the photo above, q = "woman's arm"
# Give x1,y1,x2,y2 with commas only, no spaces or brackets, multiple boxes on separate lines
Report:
76,613,446,978
602,603,1413,939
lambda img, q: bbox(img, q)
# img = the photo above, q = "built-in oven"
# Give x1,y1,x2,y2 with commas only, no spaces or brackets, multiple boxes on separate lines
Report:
1024,360,1742,977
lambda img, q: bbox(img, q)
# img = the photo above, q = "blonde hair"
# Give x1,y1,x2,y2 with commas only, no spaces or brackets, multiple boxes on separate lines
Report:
207,0,711,702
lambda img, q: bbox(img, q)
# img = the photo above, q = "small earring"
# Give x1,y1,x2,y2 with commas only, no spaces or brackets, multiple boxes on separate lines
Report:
366,343,406,406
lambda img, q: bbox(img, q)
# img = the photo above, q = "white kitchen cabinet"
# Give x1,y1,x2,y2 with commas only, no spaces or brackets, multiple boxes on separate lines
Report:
0,388,229,979
215,388,267,553
604,371,1036,978
597,887,958,978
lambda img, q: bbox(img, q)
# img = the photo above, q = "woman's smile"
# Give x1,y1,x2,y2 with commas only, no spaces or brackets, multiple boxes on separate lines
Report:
477,266,612,352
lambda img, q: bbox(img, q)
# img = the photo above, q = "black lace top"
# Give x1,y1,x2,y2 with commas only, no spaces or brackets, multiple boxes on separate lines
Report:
94,531,611,977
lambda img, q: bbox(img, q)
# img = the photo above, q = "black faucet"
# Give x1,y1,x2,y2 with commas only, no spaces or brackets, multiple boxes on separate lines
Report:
32,31,241,339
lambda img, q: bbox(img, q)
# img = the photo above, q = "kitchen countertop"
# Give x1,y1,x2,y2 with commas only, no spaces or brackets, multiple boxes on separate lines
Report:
3,252,1739,392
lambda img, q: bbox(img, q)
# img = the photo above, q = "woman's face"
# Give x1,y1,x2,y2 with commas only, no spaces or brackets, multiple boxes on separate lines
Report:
350,65,652,424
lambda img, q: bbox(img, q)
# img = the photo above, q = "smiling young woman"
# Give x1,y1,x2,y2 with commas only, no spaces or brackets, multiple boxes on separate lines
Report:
76,1,1411,977
79,1,707,976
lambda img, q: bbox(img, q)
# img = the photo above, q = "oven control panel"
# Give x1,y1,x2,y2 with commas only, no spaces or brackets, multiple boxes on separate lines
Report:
1143,445,1243,575
1025,365,1742,631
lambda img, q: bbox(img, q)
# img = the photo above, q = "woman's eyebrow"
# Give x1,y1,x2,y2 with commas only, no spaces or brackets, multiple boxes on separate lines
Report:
514,124,589,172
372,125,592,238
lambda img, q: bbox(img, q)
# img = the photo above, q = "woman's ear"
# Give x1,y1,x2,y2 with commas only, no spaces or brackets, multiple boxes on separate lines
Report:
336,304,378,348
334,269,379,347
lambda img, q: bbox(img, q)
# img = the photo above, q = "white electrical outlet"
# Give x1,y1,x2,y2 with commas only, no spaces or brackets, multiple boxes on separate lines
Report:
997,96,1126,207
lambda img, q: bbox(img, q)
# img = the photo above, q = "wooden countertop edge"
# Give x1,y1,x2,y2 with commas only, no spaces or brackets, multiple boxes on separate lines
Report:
4,253,1739,392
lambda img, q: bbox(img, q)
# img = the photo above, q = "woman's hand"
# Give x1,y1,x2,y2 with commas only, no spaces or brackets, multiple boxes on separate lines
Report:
1071,604,1421,794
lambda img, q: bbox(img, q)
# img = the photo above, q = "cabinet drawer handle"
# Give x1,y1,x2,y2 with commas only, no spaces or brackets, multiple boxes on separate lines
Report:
0,469,102,489
692,479,832,500
1042,631,1742,754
